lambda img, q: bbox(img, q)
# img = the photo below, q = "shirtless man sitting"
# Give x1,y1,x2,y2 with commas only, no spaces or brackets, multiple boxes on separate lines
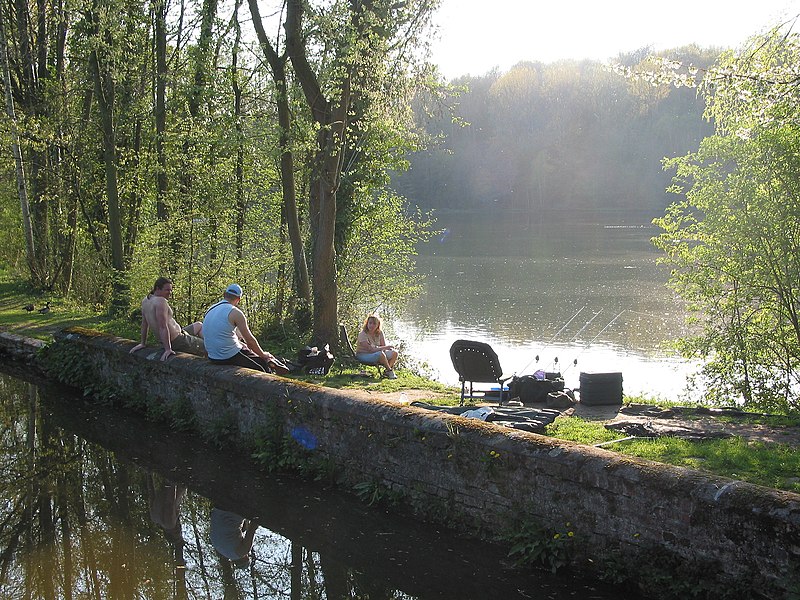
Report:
130,277,205,361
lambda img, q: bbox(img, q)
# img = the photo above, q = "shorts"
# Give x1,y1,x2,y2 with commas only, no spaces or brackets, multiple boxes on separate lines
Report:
356,351,385,364
171,327,205,356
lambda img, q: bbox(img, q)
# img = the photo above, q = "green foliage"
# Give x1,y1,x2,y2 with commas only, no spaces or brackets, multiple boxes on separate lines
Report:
39,340,93,390
165,395,197,431
337,191,436,329
251,428,333,480
505,519,574,574
594,549,631,586
654,26,800,412
353,480,401,508
203,410,239,449
479,448,503,476
2,0,437,343
636,548,729,600
0,180,25,272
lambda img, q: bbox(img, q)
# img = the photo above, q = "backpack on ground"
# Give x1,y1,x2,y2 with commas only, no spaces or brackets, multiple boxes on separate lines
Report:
508,373,565,404
297,344,335,375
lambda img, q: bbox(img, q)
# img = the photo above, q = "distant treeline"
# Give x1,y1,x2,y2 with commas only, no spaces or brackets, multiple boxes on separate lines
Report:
394,46,720,213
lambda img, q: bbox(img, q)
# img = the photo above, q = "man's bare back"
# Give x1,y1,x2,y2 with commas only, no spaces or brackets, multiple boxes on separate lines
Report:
141,293,182,341
129,277,204,361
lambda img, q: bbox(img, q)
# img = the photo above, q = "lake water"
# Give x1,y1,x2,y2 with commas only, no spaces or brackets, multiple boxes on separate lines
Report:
394,211,701,402
0,369,639,599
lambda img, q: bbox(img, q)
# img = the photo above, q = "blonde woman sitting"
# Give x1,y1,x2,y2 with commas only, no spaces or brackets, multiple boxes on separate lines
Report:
356,314,399,379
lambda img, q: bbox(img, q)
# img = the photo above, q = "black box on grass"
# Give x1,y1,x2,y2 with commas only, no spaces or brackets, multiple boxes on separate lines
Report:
578,372,623,405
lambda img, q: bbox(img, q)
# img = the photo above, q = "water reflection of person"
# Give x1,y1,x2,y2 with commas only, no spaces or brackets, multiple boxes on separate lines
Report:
146,473,187,545
210,508,258,569
146,472,188,599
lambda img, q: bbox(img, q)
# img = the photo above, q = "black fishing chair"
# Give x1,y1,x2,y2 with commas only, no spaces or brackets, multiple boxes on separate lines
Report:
449,339,512,406
339,324,382,377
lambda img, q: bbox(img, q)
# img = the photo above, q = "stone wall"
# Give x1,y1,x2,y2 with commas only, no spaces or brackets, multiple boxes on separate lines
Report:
3,327,799,599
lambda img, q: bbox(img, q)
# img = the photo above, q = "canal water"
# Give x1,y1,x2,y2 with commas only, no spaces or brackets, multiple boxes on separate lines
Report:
0,369,640,599
393,210,702,402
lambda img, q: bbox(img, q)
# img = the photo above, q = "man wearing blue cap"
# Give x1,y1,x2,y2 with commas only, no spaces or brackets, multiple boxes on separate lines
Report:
202,283,289,374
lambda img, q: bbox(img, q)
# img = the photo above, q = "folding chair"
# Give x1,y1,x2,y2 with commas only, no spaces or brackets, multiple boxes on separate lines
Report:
339,324,382,377
449,339,512,406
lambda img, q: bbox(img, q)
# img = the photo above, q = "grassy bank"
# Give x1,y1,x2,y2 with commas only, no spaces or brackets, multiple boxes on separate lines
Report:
1,270,798,493
545,416,800,493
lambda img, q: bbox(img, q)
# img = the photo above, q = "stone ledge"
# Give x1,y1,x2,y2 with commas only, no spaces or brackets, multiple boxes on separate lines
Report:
0,331,47,373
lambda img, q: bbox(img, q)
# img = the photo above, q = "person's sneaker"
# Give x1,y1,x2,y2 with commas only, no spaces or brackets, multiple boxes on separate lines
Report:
386,369,397,380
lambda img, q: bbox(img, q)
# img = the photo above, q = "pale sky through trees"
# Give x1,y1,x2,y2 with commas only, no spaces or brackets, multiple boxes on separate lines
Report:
431,0,798,79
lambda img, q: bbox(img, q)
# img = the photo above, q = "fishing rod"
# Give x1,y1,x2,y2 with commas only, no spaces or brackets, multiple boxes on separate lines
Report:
548,305,587,346
518,305,587,374
562,309,626,375
570,309,603,342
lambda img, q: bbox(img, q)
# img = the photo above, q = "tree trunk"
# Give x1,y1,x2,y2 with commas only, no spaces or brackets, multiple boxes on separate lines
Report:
232,0,245,260
310,151,341,346
0,17,38,282
53,0,77,295
248,0,312,307
285,0,350,346
154,0,168,221
176,0,217,272
88,15,127,312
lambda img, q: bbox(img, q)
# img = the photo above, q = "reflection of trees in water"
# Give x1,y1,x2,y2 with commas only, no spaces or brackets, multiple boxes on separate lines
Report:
0,375,409,599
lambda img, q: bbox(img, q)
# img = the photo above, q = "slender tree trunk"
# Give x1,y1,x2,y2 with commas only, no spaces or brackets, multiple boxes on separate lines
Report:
124,118,143,263
23,383,38,596
153,0,168,221
73,447,102,600
232,0,245,260
88,13,127,312
320,553,348,600
38,410,56,600
53,0,77,295
57,439,74,600
187,0,216,118
0,17,38,282
248,0,312,309
175,0,217,276
14,0,53,285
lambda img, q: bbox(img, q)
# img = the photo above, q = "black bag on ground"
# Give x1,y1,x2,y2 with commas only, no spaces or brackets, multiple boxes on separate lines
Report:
508,374,565,404
297,344,335,375
278,358,302,374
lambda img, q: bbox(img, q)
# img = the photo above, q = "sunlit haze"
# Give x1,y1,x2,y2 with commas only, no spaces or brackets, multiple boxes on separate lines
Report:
431,0,798,79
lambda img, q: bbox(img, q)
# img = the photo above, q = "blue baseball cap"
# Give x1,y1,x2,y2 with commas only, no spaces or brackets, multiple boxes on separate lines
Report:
225,283,243,297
